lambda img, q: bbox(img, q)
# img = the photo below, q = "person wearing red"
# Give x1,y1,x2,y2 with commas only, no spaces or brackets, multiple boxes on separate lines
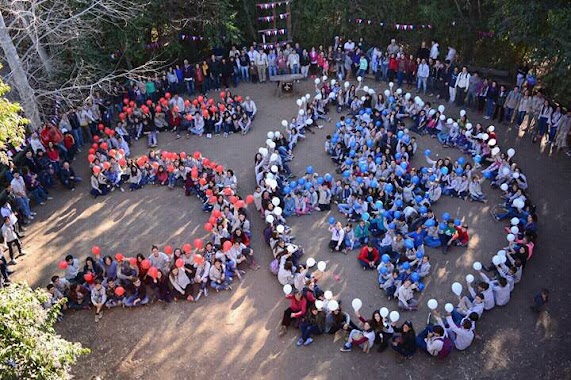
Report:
278,289,307,336
443,224,470,254
387,54,398,82
357,242,380,270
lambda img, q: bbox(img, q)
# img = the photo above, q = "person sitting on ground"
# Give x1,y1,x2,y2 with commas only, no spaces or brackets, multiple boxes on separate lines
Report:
357,242,380,270
297,305,326,346
391,320,417,358
278,289,307,336
340,319,376,353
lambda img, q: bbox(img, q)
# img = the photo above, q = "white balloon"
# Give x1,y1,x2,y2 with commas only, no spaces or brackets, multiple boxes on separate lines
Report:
286,245,296,253
275,131,281,138
344,81,350,88
269,153,279,162
270,165,278,173
447,118,453,125
305,94,311,100
298,109,305,116
315,300,324,310
492,255,501,266
389,81,394,88
510,226,519,234
465,130,472,137
466,123,473,130
283,284,292,295
322,75,328,82
363,86,369,92
271,197,280,206
315,94,323,100
460,109,466,117
314,78,320,85
296,99,303,107
265,215,274,224
396,88,403,95
445,303,454,313
491,147,500,156
482,133,489,141
439,115,446,121
488,125,495,132
260,148,269,157
500,255,507,264
507,148,516,158
306,118,314,125
513,172,520,179
451,282,463,296
384,89,390,97
274,206,283,216
404,93,411,100
510,217,520,225
427,299,438,310
281,119,288,127
500,183,508,191
497,250,507,257
276,224,285,233
389,311,400,322
317,261,326,272
351,298,363,311
360,96,366,102
269,141,276,149
267,131,275,139
488,139,497,146
507,233,515,242
324,290,333,300
472,261,482,271
466,274,475,283
368,89,375,95
306,258,316,267
380,307,389,318
327,300,339,311
357,76,363,82
438,105,445,113
331,79,336,85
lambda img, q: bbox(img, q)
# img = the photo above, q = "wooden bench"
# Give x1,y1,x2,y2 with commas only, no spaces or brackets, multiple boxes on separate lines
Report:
270,74,304,96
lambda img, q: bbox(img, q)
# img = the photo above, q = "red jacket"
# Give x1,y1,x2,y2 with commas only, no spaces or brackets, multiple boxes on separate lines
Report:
453,227,469,245
285,294,307,318
358,246,380,263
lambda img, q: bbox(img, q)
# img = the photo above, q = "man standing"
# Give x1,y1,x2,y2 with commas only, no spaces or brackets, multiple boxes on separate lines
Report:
416,59,429,94
504,86,521,124
183,59,195,96
454,67,471,106
429,40,440,60
10,172,35,221
255,48,268,83
2,217,24,265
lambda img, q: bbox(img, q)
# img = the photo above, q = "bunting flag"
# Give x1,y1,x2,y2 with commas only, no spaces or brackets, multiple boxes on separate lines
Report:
349,18,432,30
258,28,287,36
179,34,205,41
257,12,289,22
260,41,290,50
256,1,291,9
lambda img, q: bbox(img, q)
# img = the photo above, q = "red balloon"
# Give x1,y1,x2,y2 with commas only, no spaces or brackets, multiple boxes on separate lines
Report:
58,261,68,270
212,210,222,218
192,99,199,106
91,143,99,150
136,158,146,167
118,158,127,166
180,152,187,159
88,154,95,163
208,216,216,225
155,106,162,113
146,99,153,106
165,92,171,99
223,188,233,196
209,106,217,113
167,165,175,173
175,258,184,268
173,106,179,113
220,91,226,98
204,222,213,231
98,123,105,131
92,166,101,175
119,112,126,120
129,257,137,266
164,245,173,255
88,148,96,155
91,246,101,255
237,96,243,102
100,142,109,151
83,273,94,282
108,149,117,158
141,259,151,269
186,114,193,121
193,151,201,159
229,196,238,204
184,99,191,107
202,110,209,118
209,196,217,204
115,253,124,262
123,98,129,105
216,165,224,173
202,158,210,166
194,254,204,265
193,238,203,249
115,286,125,296
148,266,159,279
93,135,100,143
205,189,213,197
103,161,111,170
182,243,192,253
246,194,254,204
219,104,226,112
199,178,207,186
208,98,214,105
197,95,204,103
126,107,133,115
235,200,246,209
129,101,135,107
223,240,232,252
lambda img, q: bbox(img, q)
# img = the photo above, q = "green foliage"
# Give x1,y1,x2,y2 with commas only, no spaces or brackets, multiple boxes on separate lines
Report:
0,283,89,380
0,67,28,164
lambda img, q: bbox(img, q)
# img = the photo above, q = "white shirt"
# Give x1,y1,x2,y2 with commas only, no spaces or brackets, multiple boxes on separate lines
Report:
343,41,355,51
446,316,474,350
10,176,26,197
417,63,429,78
430,43,439,60
455,72,471,89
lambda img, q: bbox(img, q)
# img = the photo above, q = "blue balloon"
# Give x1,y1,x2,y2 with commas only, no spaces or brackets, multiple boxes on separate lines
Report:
442,212,451,221
350,141,356,148
416,251,424,259
429,175,436,182
441,167,449,175
343,170,351,178
394,211,402,219
404,239,414,249
345,158,353,165
415,195,423,203
370,180,378,188
290,180,297,188
483,171,492,179
439,222,447,230
454,218,462,226
382,110,389,116
367,139,373,147
455,168,463,175
356,177,363,184
380,266,388,274
395,153,402,160
388,222,396,229
385,184,394,193
411,272,420,282
306,166,314,174
395,199,403,208
389,96,395,103
316,177,324,185
383,211,391,218
412,176,420,184
324,173,332,182
424,149,432,157
304,182,312,190
397,131,404,138
375,157,382,165
362,212,370,221
283,186,291,194
421,167,428,174
375,201,383,210
349,150,356,157
457,157,466,165
402,262,411,270
366,108,372,114
419,206,428,214
400,162,407,170
336,122,342,128
382,254,390,263
298,178,306,185
328,216,336,225
367,196,373,202
474,155,482,163
424,219,435,227
359,163,368,172
375,121,381,127
417,282,425,291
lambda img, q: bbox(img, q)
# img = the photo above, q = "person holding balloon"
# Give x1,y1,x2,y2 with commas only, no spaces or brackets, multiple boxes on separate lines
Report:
278,288,307,336
297,305,326,346
396,279,419,311
390,319,417,359
90,280,107,323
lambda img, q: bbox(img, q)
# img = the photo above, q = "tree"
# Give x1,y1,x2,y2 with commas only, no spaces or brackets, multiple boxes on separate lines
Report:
0,66,28,164
0,283,89,379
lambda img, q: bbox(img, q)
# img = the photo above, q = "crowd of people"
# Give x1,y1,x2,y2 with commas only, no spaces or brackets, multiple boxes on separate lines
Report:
251,54,541,357
41,151,265,322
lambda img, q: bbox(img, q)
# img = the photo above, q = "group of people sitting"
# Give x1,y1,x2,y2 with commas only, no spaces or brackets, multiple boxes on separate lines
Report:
249,73,540,358
43,153,262,322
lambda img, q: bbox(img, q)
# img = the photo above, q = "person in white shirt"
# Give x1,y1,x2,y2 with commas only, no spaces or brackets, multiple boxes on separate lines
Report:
468,279,495,310
287,51,300,74
2,217,23,265
445,46,456,62
454,67,471,106
343,39,355,52
436,311,474,351
429,40,439,60
480,272,511,306
416,59,429,94
243,96,257,119
255,49,268,82
148,245,171,272
396,279,419,311
9,172,35,220
415,323,445,356
328,222,346,253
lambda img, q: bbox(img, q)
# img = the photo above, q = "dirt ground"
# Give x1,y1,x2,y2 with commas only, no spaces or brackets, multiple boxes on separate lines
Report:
12,80,571,379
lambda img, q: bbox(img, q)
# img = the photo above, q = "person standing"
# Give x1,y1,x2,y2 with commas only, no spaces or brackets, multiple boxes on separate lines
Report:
2,217,24,265
504,86,521,124
256,49,268,83
416,59,429,94
454,67,470,106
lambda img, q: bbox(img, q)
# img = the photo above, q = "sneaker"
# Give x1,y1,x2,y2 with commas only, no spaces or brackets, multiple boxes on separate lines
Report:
278,325,287,336
296,337,305,346
303,338,314,346
196,290,203,301
340,345,352,352
31,212,37,216
363,266,367,271
47,196,54,200
120,187,125,192
95,314,100,323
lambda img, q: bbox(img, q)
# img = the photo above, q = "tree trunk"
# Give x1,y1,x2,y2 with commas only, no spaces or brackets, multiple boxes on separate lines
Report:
0,11,42,130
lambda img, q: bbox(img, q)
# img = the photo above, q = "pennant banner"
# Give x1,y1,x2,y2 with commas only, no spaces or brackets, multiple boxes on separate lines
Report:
349,18,432,30
260,41,290,50
256,1,291,9
179,34,205,41
258,28,287,36
258,13,289,22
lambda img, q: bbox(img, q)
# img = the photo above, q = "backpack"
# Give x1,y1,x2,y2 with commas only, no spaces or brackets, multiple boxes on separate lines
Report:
437,336,454,358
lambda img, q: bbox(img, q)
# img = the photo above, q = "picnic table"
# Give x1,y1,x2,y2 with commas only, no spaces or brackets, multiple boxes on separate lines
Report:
269,74,304,96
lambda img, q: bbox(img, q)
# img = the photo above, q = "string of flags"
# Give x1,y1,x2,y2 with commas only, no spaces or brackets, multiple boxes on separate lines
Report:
258,28,287,36
256,1,291,9
260,41,289,50
258,12,289,22
179,34,205,41
349,18,432,30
